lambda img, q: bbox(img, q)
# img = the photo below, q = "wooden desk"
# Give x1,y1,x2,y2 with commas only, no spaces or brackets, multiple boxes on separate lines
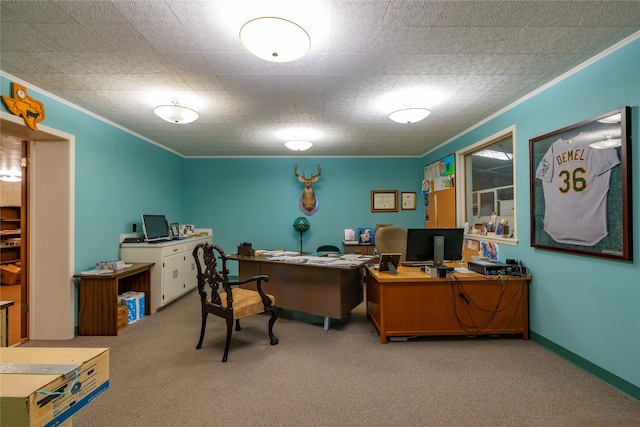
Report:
366,266,530,343
230,255,374,330
75,263,154,336
342,241,376,255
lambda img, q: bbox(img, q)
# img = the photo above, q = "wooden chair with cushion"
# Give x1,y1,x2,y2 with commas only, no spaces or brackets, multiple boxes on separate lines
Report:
375,226,408,261
192,242,279,362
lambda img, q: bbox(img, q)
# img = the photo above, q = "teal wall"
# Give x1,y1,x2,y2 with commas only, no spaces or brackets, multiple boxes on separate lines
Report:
183,157,424,273
423,38,640,395
0,76,185,271
1,35,638,399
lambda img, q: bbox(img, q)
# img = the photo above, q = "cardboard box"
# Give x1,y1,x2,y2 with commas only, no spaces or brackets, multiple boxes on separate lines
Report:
1,264,21,285
117,305,128,332
1,347,110,427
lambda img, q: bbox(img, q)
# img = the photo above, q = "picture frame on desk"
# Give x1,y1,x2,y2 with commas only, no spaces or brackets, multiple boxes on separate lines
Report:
357,227,375,244
371,190,398,212
169,223,179,239
378,253,401,272
179,224,194,237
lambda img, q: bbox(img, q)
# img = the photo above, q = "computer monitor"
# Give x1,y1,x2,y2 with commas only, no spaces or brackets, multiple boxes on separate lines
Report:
141,214,171,242
405,228,464,265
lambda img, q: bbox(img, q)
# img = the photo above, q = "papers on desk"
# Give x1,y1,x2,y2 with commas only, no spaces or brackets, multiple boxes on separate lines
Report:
269,256,307,264
257,250,300,257
302,256,337,265
79,268,113,275
263,252,374,268
454,267,474,274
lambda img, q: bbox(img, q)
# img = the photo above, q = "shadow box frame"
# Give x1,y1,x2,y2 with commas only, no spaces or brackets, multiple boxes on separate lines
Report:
529,106,632,261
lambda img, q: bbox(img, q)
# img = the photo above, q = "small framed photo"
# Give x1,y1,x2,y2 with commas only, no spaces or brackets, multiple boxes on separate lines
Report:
179,224,195,237
170,223,180,238
357,227,375,244
371,190,398,212
378,253,401,272
401,192,416,210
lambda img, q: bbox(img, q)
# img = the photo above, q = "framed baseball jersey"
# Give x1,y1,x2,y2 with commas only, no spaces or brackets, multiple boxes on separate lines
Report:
529,107,632,261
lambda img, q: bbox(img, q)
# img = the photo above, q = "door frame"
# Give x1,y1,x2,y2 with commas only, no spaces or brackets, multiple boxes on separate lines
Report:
1,112,75,340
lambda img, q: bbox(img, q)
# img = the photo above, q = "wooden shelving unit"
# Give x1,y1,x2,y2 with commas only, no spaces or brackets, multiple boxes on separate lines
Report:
0,206,21,266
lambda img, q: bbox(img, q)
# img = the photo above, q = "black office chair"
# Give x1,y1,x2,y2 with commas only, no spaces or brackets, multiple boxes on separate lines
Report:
317,245,341,254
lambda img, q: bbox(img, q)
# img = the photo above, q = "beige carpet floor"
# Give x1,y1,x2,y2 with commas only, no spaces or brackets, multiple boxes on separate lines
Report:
21,289,640,427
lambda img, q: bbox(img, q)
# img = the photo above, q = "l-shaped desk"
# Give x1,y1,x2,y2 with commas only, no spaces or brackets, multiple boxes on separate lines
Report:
366,265,530,343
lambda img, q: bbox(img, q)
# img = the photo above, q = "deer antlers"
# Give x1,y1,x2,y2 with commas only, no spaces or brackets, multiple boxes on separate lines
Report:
294,164,321,181
294,164,321,215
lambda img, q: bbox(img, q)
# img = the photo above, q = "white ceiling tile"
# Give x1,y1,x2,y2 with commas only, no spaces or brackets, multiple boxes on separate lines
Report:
1,0,637,157
111,0,182,23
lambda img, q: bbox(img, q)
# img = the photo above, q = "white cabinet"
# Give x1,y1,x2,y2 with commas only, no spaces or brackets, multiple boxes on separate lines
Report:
162,251,185,304
120,235,212,313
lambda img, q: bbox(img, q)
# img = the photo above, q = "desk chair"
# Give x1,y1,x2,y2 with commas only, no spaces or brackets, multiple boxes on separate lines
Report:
375,226,408,261
316,244,341,254
192,243,279,362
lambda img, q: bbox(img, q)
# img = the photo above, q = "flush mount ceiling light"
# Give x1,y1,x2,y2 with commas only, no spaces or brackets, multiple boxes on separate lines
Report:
473,149,513,161
597,113,621,124
388,107,431,124
240,17,311,62
153,99,199,124
0,175,21,182
590,134,622,149
285,140,313,151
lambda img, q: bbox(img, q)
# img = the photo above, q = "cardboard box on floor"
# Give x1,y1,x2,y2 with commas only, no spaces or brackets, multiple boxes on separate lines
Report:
1,264,21,285
1,347,110,427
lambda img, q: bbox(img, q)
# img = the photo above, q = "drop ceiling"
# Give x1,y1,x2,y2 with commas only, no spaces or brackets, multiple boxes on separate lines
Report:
1,0,639,158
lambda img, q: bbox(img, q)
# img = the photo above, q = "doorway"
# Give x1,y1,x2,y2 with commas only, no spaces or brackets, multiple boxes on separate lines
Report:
1,112,75,341
0,133,28,344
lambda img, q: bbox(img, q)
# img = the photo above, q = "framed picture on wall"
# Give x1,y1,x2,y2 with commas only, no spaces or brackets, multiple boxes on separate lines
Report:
401,192,416,210
529,106,632,261
371,190,398,212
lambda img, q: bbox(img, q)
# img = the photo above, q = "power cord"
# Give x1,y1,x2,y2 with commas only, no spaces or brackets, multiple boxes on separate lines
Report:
449,273,526,334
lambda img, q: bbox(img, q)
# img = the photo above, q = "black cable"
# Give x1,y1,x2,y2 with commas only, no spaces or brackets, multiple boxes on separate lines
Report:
449,273,526,334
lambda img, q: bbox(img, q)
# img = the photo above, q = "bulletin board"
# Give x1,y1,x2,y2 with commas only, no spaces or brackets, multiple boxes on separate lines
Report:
424,154,456,228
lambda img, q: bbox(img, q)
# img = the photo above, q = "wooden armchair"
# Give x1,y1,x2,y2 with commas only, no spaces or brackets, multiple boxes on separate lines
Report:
192,243,279,362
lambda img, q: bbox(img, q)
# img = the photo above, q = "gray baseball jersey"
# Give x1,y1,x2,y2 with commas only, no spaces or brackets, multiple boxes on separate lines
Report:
535,133,620,246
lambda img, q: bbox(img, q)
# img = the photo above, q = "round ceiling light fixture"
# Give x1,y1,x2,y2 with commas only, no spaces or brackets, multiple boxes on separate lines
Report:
154,99,199,124
284,140,313,151
388,107,431,124
590,136,622,149
240,17,311,62
0,174,21,182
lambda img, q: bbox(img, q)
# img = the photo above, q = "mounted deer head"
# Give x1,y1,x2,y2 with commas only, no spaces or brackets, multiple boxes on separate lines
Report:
294,164,321,215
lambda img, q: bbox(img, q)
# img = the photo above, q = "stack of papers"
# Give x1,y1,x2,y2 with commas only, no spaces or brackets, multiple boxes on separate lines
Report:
268,255,307,263
79,268,113,275
257,250,300,257
303,256,340,265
